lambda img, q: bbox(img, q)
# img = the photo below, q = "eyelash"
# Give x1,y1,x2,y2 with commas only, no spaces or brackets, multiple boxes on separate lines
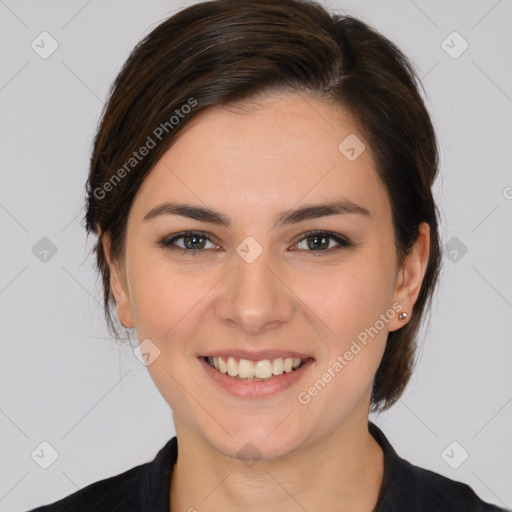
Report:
159,230,353,256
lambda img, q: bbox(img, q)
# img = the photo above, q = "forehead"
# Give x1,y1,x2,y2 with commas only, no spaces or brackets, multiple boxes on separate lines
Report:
131,92,390,222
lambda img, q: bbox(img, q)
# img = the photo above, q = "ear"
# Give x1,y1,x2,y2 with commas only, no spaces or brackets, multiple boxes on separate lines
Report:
388,222,430,332
101,232,135,328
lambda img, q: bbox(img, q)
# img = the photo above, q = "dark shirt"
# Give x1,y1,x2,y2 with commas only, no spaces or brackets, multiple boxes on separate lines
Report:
28,422,509,511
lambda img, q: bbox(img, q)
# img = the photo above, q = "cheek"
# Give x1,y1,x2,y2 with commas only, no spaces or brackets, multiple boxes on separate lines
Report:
300,256,396,336
293,270,392,421
129,264,209,412
126,249,204,343
298,254,395,387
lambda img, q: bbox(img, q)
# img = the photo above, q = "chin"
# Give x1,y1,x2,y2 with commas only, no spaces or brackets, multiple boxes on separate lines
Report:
199,414,309,463
218,432,302,464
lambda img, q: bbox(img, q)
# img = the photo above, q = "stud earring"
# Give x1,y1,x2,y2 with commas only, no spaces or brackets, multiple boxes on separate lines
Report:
398,312,408,322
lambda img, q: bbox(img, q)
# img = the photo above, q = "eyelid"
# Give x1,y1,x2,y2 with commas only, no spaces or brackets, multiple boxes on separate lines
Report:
161,230,220,249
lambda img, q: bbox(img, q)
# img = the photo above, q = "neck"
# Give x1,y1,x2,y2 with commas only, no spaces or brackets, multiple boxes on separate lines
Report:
170,416,384,512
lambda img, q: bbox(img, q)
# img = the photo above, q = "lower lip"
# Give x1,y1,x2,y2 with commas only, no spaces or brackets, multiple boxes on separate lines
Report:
199,357,315,398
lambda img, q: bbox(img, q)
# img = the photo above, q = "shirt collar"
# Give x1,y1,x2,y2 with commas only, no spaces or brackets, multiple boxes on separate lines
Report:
369,421,418,511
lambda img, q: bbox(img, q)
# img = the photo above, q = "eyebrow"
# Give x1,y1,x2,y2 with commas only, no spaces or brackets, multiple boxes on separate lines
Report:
142,199,371,228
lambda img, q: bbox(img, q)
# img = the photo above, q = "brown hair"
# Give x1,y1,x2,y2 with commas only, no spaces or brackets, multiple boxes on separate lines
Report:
84,0,441,411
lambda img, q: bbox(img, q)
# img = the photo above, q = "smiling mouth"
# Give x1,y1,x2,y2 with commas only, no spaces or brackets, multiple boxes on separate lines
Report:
203,356,307,381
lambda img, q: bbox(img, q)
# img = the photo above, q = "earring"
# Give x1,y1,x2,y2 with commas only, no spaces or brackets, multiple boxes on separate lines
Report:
398,312,408,322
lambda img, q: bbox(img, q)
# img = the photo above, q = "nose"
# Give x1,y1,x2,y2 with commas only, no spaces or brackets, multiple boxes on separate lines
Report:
215,242,294,335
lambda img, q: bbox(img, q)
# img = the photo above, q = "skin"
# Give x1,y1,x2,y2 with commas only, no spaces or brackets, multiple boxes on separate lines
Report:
102,92,430,511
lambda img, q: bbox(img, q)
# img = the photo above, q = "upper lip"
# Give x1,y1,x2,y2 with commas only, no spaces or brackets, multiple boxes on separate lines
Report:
198,349,314,362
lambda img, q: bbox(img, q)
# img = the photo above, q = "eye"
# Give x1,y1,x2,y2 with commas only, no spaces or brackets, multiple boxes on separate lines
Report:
159,230,353,256
159,231,219,254
293,230,353,253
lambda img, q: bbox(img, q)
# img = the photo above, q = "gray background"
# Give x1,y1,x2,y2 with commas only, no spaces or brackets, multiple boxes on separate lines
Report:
1,0,511,510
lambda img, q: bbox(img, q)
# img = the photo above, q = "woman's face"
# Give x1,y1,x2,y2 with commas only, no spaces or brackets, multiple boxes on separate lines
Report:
106,92,428,460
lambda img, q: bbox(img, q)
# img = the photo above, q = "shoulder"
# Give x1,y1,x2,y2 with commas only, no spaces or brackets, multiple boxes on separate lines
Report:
26,437,177,512
27,464,147,512
369,422,509,512
397,455,507,511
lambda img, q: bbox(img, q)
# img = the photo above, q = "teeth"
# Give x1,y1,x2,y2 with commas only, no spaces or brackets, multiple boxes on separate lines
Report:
238,359,255,378
226,356,238,377
218,356,227,373
206,356,304,380
272,358,283,375
255,360,272,378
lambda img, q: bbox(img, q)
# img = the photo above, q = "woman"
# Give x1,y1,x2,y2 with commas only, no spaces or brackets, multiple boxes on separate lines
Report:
28,0,508,510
